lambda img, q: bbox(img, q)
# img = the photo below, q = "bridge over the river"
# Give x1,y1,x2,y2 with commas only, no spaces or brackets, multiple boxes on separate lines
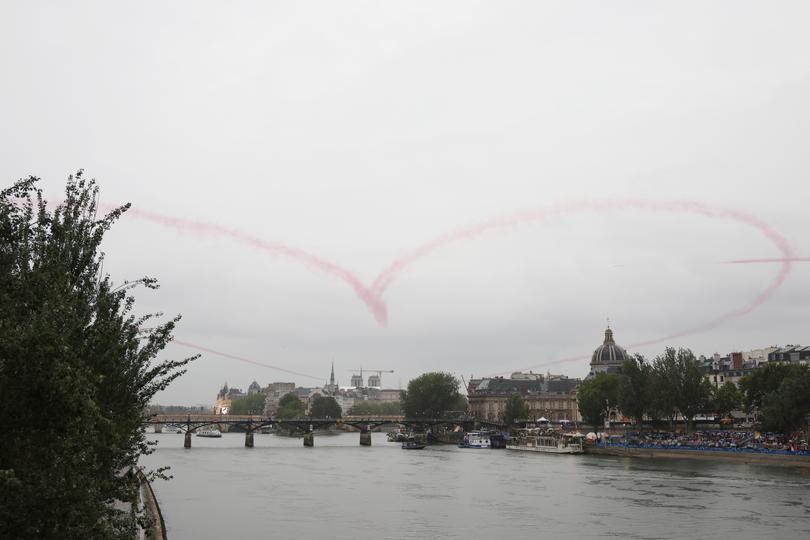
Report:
144,414,500,447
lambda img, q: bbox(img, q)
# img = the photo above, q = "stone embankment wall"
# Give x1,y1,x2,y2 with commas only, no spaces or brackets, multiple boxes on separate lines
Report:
586,446,810,469
137,470,167,539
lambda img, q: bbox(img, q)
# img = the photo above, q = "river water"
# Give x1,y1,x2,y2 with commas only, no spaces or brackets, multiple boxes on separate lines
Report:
141,432,810,540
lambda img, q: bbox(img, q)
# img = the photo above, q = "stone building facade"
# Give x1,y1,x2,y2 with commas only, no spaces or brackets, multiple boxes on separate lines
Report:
467,374,581,423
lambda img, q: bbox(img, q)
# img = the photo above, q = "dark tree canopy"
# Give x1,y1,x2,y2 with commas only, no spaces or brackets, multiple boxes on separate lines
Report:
577,372,620,428
712,382,743,420
739,363,809,411
503,394,530,427
277,393,306,419
309,395,342,418
0,173,194,538
652,348,712,429
402,372,464,418
229,392,267,415
739,363,810,431
617,354,652,427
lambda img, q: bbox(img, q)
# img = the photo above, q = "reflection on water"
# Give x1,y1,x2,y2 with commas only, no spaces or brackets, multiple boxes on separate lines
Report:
141,432,810,540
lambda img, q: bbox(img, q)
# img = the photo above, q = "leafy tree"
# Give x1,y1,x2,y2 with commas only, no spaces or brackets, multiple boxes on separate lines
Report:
229,392,267,415
276,393,306,419
712,382,742,421
309,395,341,418
738,363,809,412
653,348,712,430
617,354,652,428
503,393,530,427
577,372,621,428
402,372,463,418
760,372,810,432
0,173,194,538
348,401,402,415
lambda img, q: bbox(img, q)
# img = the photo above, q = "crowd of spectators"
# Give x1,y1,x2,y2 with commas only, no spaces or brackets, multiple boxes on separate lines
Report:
597,430,809,455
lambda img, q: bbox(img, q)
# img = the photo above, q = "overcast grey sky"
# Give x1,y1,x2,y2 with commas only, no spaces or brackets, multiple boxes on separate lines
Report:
2,1,809,405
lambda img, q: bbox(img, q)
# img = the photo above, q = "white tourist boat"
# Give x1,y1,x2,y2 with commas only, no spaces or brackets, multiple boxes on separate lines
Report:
195,427,222,438
506,428,584,454
459,430,492,448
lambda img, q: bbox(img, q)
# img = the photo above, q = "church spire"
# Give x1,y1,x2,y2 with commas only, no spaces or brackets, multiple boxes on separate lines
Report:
330,361,335,386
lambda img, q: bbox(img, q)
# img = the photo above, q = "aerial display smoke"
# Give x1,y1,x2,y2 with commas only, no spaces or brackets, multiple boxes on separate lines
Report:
119,199,794,331
96,198,802,374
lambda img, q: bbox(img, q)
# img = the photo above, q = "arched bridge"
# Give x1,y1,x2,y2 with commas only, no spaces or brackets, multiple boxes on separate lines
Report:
144,414,482,448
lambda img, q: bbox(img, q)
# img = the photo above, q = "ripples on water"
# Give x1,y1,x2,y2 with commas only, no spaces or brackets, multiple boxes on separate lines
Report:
141,433,810,540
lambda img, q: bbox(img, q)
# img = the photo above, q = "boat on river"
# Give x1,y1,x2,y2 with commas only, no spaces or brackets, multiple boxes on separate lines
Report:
196,428,222,438
402,438,426,450
506,428,583,454
459,430,492,448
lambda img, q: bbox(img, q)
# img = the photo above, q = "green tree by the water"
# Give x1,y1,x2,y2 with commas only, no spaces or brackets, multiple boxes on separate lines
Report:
402,372,464,418
276,393,306,419
617,355,653,427
309,395,342,418
711,382,743,422
577,372,620,428
0,173,195,538
502,394,530,427
653,348,713,430
229,392,267,415
740,363,810,431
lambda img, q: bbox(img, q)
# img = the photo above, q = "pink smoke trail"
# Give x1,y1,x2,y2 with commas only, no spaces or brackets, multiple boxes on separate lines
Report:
105,205,389,325
375,198,794,341
114,199,795,341
30,195,801,377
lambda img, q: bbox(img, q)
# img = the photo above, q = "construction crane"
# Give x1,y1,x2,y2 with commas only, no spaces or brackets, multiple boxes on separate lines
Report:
345,368,394,388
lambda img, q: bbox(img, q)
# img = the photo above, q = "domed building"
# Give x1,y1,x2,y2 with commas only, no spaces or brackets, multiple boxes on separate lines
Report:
588,327,630,377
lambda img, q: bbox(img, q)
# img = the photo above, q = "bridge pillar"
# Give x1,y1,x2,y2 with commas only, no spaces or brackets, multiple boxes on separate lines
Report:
360,430,372,446
245,431,254,448
184,431,192,448
153,423,163,433
303,432,314,447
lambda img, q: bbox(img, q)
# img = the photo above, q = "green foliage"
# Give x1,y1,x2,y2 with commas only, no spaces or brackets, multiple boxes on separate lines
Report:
712,382,743,420
739,363,810,431
760,373,810,432
348,401,402,415
503,394,530,427
402,372,463,418
229,393,267,415
653,348,712,429
617,354,652,426
276,393,306,419
0,173,194,538
309,395,342,418
739,363,809,411
577,372,620,427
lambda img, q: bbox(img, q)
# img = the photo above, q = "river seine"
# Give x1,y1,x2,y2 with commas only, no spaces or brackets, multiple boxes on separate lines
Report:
141,432,810,540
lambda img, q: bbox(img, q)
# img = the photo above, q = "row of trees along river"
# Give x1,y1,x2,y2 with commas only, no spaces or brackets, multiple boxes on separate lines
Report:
575,349,810,432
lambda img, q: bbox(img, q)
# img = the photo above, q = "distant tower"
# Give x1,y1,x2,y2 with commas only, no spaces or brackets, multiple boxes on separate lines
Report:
350,372,364,388
367,373,381,387
330,361,335,388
